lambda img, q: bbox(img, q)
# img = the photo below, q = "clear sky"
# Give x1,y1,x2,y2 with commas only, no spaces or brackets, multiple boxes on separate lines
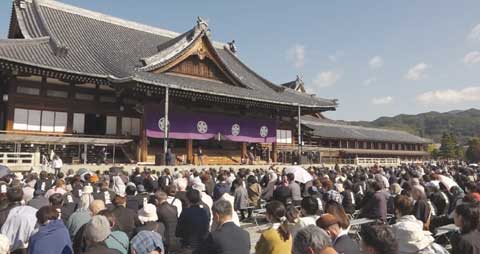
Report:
1,0,480,121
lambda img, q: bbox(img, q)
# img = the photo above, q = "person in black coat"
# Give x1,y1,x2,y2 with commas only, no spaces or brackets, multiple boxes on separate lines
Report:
176,189,210,250
154,190,180,253
111,195,140,238
194,199,250,254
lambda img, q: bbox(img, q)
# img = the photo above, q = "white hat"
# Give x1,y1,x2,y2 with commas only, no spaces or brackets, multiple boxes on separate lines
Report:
138,204,158,223
192,182,206,192
393,216,435,253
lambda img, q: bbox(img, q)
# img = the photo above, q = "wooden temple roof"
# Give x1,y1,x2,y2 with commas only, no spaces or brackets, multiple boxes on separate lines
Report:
301,115,430,144
0,0,337,110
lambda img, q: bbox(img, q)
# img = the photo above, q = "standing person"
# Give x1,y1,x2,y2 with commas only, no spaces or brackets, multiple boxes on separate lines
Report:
28,206,73,254
411,185,431,230
247,175,261,219
52,155,63,176
111,195,140,238
213,175,230,201
159,169,173,191
287,173,302,206
154,191,180,253
255,201,292,254
451,203,480,254
176,189,210,252
197,146,204,165
195,200,251,254
233,179,249,221
360,180,388,222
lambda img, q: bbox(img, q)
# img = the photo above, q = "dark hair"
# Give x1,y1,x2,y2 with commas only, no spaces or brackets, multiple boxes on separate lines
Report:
359,224,398,254
49,193,64,207
56,172,64,179
287,173,295,182
247,175,258,184
36,206,59,225
166,185,176,196
301,197,319,216
266,201,290,241
325,200,349,229
97,209,115,227
212,199,233,217
187,189,201,204
394,195,413,216
455,203,480,234
125,185,136,195
7,187,23,203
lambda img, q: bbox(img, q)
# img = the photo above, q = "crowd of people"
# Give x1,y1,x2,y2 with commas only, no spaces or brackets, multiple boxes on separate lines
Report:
0,161,477,254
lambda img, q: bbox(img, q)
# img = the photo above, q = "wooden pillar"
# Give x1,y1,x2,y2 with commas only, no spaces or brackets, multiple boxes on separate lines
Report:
138,113,148,162
187,139,193,164
241,142,247,160
272,142,277,162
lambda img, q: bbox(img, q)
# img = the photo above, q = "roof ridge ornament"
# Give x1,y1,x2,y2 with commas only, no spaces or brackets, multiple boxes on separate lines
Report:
196,16,208,31
227,40,237,53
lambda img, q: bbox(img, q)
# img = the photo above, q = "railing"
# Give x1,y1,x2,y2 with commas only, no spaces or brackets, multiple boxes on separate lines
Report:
0,152,36,167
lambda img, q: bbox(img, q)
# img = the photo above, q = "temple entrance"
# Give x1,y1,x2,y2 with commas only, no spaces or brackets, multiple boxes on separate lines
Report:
84,114,106,135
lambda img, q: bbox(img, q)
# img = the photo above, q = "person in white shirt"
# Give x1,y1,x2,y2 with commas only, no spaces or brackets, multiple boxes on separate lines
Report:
52,156,63,176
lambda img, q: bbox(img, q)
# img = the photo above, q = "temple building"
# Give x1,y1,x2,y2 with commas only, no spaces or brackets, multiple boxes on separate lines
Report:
0,0,429,167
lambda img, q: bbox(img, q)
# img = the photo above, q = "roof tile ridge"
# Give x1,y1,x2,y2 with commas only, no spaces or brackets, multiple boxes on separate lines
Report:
34,0,181,39
31,0,68,56
303,118,413,134
221,47,285,93
0,36,50,45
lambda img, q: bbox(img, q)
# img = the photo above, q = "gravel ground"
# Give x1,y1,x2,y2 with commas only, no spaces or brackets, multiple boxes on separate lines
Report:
241,222,269,254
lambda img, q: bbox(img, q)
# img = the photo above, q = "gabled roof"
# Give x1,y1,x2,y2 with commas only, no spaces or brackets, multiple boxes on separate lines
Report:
0,0,337,110
301,115,430,144
281,76,306,93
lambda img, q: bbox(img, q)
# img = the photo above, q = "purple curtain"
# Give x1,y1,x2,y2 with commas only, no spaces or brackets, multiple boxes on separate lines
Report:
145,104,277,143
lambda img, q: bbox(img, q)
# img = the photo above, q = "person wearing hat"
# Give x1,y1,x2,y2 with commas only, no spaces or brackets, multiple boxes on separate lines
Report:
131,231,164,254
316,213,359,254
134,203,165,238
83,215,122,254
292,225,337,254
393,195,449,254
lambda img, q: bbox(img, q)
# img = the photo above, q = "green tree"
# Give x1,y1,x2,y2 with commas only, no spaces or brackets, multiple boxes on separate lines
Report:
466,137,480,163
439,132,458,159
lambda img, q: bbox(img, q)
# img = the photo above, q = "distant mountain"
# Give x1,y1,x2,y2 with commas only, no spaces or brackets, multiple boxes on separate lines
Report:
349,108,480,144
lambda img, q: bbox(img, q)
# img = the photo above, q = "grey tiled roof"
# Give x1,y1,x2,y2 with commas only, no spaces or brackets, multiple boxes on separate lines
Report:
0,0,337,109
302,116,430,144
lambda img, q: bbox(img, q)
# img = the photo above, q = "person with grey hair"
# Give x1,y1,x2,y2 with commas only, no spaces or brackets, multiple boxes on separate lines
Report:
292,225,337,254
83,215,121,254
195,199,250,254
